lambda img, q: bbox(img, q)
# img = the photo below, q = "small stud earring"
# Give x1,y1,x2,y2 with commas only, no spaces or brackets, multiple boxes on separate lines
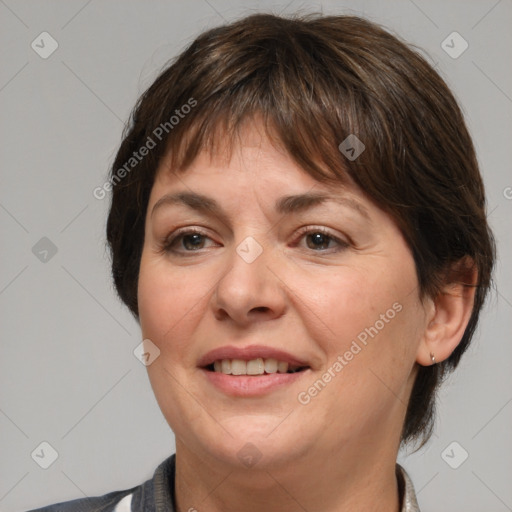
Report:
430,352,436,365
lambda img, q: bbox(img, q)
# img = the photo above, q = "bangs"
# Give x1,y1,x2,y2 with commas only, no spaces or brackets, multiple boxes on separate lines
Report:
151,19,368,187
162,107,349,187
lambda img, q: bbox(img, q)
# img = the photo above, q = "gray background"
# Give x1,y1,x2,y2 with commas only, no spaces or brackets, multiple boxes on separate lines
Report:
0,0,511,511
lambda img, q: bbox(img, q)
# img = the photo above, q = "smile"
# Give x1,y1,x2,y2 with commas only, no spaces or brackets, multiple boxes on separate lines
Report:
207,358,309,375
198,345,312,396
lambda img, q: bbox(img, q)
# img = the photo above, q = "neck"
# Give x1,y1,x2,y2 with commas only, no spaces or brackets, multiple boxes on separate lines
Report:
174,437,401,512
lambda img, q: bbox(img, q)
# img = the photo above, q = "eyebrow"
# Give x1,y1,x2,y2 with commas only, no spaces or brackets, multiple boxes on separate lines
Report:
151,191,370,221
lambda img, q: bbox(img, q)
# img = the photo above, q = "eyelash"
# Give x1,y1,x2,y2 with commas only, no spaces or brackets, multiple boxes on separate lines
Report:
161,226,349,256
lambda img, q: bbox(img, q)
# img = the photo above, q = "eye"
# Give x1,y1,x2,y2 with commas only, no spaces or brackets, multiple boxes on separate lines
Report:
162,226,349,256
162,229,217,254
294,226,349,252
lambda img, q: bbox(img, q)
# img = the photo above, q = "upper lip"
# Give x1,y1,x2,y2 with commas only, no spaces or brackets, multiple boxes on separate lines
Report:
198,344,310,368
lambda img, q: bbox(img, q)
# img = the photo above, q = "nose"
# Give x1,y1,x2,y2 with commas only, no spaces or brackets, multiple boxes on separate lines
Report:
211,235,287,326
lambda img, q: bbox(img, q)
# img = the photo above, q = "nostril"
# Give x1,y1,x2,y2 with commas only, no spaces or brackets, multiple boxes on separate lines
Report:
251,307,269,313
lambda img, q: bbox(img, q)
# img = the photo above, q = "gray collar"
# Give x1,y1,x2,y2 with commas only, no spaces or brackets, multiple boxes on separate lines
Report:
397,463,421,511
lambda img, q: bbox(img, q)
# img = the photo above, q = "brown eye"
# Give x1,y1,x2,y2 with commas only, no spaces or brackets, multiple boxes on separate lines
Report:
163,229,216,254
179,233,206,251
305,232,333,250
295,227,349,253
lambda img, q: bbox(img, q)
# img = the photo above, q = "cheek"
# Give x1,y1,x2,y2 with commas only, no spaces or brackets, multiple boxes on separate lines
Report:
302,250,423,385
301,270,422,438
137,253,216,358
138,257,168,338
137,254,189,342
297,264,408,349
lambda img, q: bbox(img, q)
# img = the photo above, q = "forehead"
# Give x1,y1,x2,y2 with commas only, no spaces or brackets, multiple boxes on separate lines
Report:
152,118,353,195
148,127,376,226
150,157,363,226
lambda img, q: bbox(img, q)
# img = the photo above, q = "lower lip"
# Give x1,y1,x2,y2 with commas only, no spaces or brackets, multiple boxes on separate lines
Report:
200,368,308,397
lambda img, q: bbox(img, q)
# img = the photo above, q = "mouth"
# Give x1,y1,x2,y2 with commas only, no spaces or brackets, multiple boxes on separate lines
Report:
198,345,312,396
203,358,310,376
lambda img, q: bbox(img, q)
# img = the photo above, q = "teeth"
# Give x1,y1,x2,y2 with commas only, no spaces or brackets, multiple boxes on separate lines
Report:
221,359,231,374
246,358,265,375
210,357,300,375
231,359,246,375
264,358,278,374
277,361,288,374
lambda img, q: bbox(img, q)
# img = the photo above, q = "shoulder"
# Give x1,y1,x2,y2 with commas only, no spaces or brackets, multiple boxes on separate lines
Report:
27,454,176,512
26,488,136,512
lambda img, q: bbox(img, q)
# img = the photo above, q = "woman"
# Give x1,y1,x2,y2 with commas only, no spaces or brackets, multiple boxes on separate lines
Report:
30,12,495,512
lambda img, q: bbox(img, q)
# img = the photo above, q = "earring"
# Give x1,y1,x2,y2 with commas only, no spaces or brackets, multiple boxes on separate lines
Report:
430,352,436,365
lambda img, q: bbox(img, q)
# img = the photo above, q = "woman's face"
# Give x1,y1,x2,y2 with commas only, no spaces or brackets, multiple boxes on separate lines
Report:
138,122,430,469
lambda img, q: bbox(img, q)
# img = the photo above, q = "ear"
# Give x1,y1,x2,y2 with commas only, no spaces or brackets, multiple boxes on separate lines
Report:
416,257,478,366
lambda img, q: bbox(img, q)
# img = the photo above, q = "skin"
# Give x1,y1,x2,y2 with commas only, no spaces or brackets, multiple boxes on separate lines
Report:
137,120,476,512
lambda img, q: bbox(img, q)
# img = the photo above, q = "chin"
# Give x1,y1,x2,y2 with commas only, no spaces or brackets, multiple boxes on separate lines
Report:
188,418,313,471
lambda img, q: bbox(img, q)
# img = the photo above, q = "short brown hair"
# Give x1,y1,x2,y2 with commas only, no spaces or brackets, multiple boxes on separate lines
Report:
106,12,495,447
